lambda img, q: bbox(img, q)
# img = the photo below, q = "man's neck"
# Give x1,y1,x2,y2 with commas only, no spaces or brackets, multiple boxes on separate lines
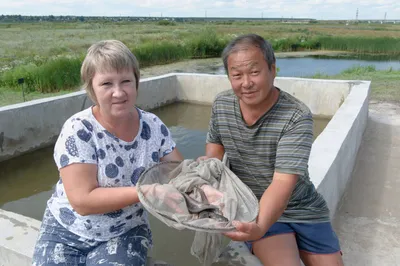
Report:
240,87,279,126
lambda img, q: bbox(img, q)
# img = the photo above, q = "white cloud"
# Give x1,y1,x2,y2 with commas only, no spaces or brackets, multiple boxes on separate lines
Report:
0,0,398,19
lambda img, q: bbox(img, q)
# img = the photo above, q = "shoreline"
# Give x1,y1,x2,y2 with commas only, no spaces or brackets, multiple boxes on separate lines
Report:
140,50,349,78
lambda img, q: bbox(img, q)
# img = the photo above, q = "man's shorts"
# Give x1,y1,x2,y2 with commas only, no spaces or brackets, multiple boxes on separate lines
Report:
245,222,341,254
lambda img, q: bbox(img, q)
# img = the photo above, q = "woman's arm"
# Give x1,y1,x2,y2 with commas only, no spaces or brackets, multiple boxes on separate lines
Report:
160,148,183,162
61,163,139,216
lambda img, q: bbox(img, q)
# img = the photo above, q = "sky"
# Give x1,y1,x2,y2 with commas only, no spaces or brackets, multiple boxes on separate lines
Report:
0,0,399,20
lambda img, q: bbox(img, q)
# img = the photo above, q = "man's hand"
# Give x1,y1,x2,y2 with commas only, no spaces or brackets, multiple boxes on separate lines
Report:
223,221,266,242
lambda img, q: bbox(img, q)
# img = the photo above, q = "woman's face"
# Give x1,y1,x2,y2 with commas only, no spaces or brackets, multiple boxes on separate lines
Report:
92,68,137,119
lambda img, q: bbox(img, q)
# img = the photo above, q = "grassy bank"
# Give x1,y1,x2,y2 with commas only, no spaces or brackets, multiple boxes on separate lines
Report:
1,21,400,92
1,65,398,107
0,87,74,107
310,65,400,102
1,35,399,93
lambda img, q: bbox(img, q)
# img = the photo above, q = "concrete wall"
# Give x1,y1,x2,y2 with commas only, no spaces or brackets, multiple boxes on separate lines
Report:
175,73,351,117
0,92,92,162
309,81,371,218
0,209,41,266
0,74,370,266
135,74,178,110
0,73,352,162
273,77,351,117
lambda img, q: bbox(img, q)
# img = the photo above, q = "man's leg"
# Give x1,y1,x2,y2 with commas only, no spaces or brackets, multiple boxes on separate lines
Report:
253,233,302,266
247,222,301,266
292,222,344,266
300,251,343,266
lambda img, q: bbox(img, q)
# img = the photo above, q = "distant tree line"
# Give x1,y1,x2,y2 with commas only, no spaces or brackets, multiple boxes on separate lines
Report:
0,15,144,23
0,14,317,23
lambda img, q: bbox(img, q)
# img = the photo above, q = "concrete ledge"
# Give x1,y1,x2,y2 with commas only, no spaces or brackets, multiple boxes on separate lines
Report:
0,209,41,266
0,91,92,162
309,81,371,217
273,77,351,117
0,73,352,162
175,74,351,117
136,74,178,110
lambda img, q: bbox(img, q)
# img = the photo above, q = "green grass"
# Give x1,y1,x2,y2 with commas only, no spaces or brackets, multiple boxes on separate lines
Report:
0,87,76,107
0,21,399,100
2,21,400,70
268,36,400,54
0,29,230,92
1,65,397,108
309,65,400,102
0,57,82,93
188,28,228,58
317,36,400,55
132,42,189,67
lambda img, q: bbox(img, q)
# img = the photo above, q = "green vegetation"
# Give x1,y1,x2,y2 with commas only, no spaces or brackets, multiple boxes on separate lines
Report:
310,65,400,102
133,42,189,67
1,57,82,93
0,20,399,102
189,29,228,58
157,20,177,26
0,87,74,107
317,37,400,55
270,36,400,55
1,65,397,108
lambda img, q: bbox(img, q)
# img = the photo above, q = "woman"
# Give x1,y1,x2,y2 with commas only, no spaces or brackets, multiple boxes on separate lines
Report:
32,40,183,265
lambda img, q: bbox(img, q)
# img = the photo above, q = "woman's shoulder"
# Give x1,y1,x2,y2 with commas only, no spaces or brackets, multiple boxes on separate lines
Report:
136,108,171,139
61,107,96,131
137,108,164,125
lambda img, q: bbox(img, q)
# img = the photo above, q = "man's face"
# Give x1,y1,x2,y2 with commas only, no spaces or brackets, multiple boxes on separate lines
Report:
227,45,276,108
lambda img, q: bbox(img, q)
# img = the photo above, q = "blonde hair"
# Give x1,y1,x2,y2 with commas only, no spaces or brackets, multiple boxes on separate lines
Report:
81,40,140,104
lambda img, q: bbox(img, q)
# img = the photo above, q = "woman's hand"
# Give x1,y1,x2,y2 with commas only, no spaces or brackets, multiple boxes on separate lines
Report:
140,184,187,214
196,155,210,162
200,184,224,205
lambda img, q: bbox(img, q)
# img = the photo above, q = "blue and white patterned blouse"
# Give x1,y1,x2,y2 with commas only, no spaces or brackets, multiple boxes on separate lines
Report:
47,107,176,241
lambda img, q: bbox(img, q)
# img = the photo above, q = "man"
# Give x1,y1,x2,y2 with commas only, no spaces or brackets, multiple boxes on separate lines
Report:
201,34,344,266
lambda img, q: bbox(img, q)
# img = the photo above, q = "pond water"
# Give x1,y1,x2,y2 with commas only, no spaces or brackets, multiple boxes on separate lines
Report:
0,102,330,266
196,56,400,77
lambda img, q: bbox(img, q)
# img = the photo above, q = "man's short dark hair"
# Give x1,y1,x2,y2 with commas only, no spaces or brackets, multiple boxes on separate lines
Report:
222,34,276,74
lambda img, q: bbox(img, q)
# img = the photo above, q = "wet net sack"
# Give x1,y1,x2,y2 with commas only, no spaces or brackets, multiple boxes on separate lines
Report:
137,157,259,265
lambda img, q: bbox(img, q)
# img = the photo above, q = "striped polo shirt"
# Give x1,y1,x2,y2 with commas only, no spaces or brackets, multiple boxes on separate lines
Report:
206,88,330,223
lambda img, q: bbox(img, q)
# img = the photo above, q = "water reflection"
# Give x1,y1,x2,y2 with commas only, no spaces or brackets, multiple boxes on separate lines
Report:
192,56,400,77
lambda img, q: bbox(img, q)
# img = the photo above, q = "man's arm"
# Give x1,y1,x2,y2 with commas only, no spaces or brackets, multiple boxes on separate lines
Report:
224,114,313,241
223,171,297,241
199,99,225,161
257,172,298,231
204,143,225,160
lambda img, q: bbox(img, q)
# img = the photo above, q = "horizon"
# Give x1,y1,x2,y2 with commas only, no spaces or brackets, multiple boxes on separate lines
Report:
1,14,399,22
1,0,399,21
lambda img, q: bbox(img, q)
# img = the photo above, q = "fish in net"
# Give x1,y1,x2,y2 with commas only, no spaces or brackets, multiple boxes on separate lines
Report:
137,158,259,265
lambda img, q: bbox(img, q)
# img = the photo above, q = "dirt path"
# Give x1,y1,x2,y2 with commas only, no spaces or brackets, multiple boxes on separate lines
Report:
333,101,400,266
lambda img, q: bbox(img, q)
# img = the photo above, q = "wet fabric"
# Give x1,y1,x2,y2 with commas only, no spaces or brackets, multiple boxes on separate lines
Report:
32,207,151,266
137,157,259,266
